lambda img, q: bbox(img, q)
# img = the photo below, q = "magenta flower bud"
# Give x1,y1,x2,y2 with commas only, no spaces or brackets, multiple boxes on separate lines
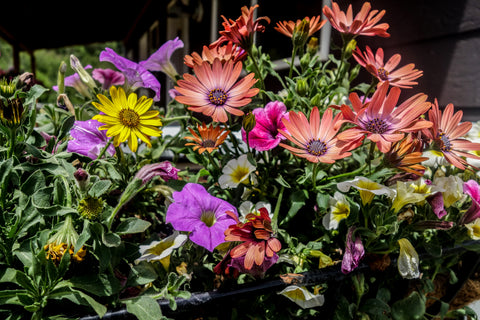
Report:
341,227,365,274
134,161,180,185
74,168,90,191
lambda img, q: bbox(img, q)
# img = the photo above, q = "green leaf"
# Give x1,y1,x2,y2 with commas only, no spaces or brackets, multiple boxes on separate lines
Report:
68,273,121,297
24,84,49,107
361,298,391,320
128,263,158,287
391,291,425,320
275,174,291,188
88,179,112,197
66,288,107,317
0,289,31,306
20,170,45,196
125,296,163,320
280,190,308,226
102,232,121,247
57,115,75,142
116,218,151,235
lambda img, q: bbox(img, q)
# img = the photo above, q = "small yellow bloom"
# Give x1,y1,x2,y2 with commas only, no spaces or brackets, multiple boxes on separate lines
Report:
465,218,480,240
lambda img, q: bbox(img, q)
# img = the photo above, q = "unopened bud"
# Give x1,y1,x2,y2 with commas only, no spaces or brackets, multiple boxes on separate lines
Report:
344,39,357,60
242,112,256,134
310,93,322,107
307,37,319,56
295,79,308,96
74,168,90,191
70,55,97,90
292,19,310,48
57,61,67,94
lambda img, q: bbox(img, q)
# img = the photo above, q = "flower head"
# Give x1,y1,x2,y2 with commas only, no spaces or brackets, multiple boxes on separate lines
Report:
100,48,161,101
135,231,188,270
184,42,247,68
322,2,390,38
397,238,420,279
337,176,395,206
341,227,365,274
384,134,428,175
165,183,238,252
465,218,480,240
323,191,350,230
224,207,282,271
210,5,270,51
242,101,289,151
184,122,230,154
424,99,480,170
459,180,480,225
140,37,184,80
218,154,256,189
92,86,163,152
134,161,180,185
279,107,351,163
44,215,86,264
275,16,326,44
67,119,116,159
434,175,464,208
338,82,432,153
391,179,433,214
175,59,258,123
92,68,125,90
78,196,104,220
353,46,423,88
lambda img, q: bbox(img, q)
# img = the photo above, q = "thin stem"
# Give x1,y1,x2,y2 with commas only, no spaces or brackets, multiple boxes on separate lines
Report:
6,127,16,159
96,137,113,160
272,185,284,233
288,46,298,79
325,163,368,181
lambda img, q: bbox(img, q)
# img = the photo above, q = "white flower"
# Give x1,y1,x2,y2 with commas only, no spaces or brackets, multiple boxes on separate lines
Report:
465,218,480,240
337,176,395,206
433,175,465,208
421,150,450,168
218,154,256,189
239,201,272,221
323,192,350,230
391,178,443,213
135,231,188,270
278,285,325,309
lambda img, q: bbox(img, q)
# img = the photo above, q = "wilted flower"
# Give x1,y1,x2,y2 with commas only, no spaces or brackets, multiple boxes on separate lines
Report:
140,37,184,80
44,215,86,264
397,238,420,279
337,176,395,206
341,227,365,274
135,231,188,270
134,161,180,185
242,101,289,151
278,286,325,309
67,119,116,159
218,154,256,189
433,175,464,208
384,134,428,175
165,183,238,252
92,68,125,90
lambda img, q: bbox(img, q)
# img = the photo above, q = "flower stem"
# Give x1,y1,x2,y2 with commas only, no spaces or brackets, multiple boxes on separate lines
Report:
288,46,298,79
6,127,16,159
272,185,284,233
96,137,113,160
325,163,368,181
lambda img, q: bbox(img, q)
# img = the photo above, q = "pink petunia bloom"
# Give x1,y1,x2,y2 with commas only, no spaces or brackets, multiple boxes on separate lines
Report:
92,68,125,90
341,227,365,274
459,180,480,225
134,161,180,185
241,101,289,151
337,82,432,153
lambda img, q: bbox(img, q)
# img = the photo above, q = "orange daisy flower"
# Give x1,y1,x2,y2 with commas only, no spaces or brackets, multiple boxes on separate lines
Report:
384,134,428,175
424,99,480,170
210,5,270,50
322,2,390,38
278,107,351,163
225,208,282,270
274,16,326,39
353,46,423,89
184,122,230,154
337,82,432,153
174,59,259,123
184,42,247,68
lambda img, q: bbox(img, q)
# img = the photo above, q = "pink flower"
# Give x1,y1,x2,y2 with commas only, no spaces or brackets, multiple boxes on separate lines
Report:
241,101,289,151
134,161,180,185
341,227,365,274
92,68,125,90
460,180,480,225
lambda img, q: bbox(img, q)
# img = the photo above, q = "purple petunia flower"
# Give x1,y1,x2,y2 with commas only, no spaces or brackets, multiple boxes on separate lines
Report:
99,48,161,101
341,227,365,274
140,37,184,80
459,180,480,225
241,101,289,151
92,68,125,90
166,183,238,252
67,119,115,159
134,161,180,185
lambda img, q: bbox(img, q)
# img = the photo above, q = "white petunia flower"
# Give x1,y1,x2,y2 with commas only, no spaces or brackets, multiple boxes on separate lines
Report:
218,154,256,189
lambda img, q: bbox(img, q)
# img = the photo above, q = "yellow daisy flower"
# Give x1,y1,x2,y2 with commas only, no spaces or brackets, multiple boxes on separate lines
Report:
92,86,162,152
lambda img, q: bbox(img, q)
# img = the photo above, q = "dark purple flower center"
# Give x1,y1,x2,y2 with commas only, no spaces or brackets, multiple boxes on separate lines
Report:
208,88,228,106
437,131,452,152
202,139,216,148
377,67,389,81
366,118,389,134
306,139,328,156
119,109,140,127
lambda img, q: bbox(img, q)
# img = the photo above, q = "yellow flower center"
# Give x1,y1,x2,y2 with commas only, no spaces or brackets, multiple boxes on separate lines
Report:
201,210,217,227
377,67,389,80
208,88,228,106
332,203,350,221
306,139,328,156
231,167,251,184
119,109,140,127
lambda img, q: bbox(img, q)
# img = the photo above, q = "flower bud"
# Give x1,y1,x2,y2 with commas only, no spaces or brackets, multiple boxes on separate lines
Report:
310,93,322,107
74,168,90,191
0,97,24,127
242,112,256,134
344,39,357,60
295,79,308,96
307,37,319,56
57,61,67,94
292,19,310,48
300,53,311,70
70,55,97,90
